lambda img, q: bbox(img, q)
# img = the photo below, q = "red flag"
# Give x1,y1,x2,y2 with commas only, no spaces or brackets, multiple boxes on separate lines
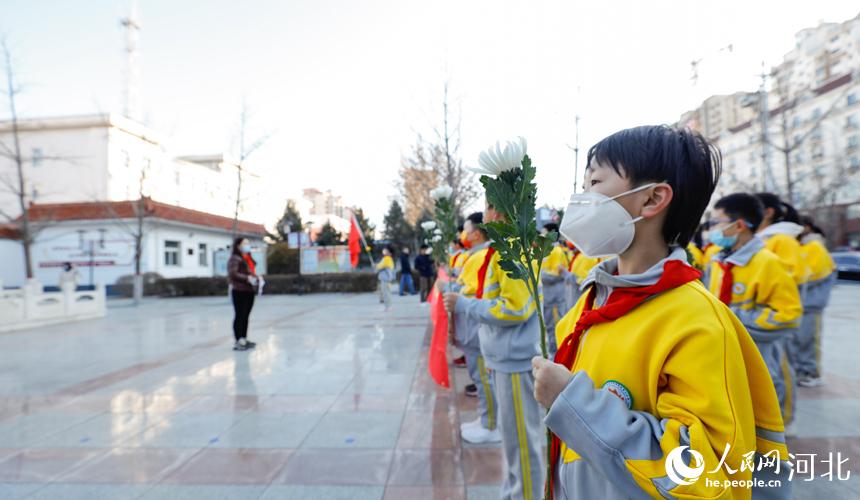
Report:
428,268,450,388
348,216,362,268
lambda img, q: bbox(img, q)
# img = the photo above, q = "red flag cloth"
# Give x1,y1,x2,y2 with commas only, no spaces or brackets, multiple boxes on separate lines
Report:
547,260,702,499
428,268,450,388
348,217,361,268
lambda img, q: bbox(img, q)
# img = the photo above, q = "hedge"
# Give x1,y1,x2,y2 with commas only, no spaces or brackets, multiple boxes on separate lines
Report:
118,272,379,298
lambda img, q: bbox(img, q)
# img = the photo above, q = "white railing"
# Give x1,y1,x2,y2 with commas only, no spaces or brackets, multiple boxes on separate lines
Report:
0,279,106,333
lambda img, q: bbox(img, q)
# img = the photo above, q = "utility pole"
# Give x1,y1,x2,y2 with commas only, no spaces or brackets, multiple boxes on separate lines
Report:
120,1,142,121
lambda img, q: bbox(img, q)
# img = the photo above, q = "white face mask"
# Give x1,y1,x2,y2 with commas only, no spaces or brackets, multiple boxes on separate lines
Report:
559,182,658,258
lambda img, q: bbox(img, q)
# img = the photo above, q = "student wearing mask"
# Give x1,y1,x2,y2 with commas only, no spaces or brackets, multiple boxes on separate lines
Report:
227,238,259,351
533,126,790,499
445,202,545,500
706,193,803,427
446,211,501,444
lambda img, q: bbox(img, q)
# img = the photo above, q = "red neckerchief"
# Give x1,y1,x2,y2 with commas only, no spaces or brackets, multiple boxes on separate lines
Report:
547,259,701,499
718,261,735,304
475,248,496,299
452,252,463,268
243,254,257,276
567,251,580,272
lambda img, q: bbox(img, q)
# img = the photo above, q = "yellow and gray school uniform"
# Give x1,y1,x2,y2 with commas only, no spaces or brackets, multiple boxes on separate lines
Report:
550,247,791,499
791,235,836,378
541,244,569,357
452,241,497,431
455,249,544,500
758,222,807,285
706,238,803,425
375,255,395,306
561,253,599,311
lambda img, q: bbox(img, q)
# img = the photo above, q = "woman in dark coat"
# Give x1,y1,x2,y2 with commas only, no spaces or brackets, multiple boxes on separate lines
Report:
228,237,259,351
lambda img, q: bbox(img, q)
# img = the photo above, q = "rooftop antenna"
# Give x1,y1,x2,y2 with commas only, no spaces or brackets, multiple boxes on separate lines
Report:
120,1,142,121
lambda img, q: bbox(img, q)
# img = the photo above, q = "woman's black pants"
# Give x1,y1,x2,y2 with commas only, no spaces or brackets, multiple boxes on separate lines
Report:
231,289,255,341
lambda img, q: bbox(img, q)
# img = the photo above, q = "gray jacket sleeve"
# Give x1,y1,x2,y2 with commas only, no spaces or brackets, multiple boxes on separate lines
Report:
545,371,667,499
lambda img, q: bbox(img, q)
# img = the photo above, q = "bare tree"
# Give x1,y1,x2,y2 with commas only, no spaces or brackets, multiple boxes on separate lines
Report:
96,163,152,304
766,76,852,204
0,40,45,280
231,101,273,236
398,81,479,225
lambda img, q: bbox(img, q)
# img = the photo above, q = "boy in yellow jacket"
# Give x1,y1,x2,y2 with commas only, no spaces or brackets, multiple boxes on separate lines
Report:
444,203,545,500
793,217,837,387
448,212,501,444
532,126,791,500
375,246,395,309
706,193,803,427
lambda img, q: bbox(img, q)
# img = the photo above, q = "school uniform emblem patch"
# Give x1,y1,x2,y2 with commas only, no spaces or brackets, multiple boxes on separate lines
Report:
732,282,746,295
603,380,633,409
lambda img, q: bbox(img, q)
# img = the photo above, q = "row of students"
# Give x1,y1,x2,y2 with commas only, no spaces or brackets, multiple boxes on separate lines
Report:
443,205,546,500
437,124,836,499
692,193,837,390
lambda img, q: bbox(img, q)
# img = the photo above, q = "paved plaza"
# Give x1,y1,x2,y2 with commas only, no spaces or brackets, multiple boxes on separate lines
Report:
0,285,858,499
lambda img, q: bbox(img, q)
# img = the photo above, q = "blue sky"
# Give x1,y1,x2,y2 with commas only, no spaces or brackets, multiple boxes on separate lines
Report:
3,1,859,227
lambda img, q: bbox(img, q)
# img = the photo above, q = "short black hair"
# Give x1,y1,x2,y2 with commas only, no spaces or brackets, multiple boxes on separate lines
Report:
466,211,486,237
714,193,764,231
543,222,559,233
586,125,721,246
419,244,429,250
452,239,464,247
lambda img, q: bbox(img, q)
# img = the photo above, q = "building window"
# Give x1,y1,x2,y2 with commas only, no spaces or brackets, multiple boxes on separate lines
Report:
811,108,822,120
848,135,860,151
198,243,208,266
848,115,859,129
164,241,181,266
849,93,859,106
31,148,43,167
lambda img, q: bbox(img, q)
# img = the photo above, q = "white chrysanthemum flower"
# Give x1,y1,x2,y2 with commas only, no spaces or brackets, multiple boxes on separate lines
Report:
430,185,454,200
420,221,436,231
431,234,442,242
469,137,527,176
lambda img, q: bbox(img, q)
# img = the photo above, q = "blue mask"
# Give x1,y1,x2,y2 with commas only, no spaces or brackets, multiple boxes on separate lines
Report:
708,228,737,249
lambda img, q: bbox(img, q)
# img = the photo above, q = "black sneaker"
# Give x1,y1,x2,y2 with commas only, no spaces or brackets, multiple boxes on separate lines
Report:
233,342,249,351
465,384,478,397
245,340,257,349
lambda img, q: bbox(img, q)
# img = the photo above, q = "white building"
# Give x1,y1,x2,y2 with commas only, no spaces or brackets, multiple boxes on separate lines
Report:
678,13,860,246
0,114,270,227
286,188,351,240
0,199,266,289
